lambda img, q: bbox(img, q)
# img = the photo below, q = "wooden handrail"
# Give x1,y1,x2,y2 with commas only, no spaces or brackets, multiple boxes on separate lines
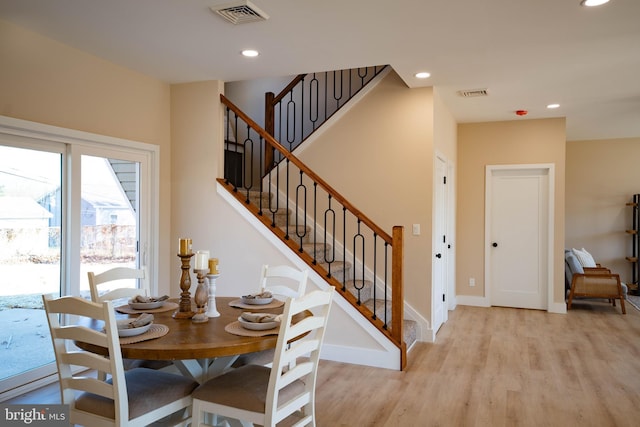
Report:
272,74,306,104
222,94,393,244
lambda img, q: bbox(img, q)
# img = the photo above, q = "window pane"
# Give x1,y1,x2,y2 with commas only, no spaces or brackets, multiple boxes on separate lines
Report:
80,155,139,300
0,146,60,383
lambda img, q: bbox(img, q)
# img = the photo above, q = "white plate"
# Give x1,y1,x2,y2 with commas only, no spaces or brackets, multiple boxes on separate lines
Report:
238,317,279,331
128,300,165,310
116,319,152,337
240,296,273,305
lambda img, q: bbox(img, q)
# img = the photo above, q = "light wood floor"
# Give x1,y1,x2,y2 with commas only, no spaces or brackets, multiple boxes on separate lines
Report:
8,299,640,426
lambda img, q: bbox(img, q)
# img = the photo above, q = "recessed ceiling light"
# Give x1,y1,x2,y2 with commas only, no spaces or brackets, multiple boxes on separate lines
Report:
241,49,259,57
580,0,610,7
415,72,431,79
547,103,560,109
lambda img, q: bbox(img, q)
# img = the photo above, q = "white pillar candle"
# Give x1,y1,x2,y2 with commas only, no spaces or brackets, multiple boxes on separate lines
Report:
194,250,209,270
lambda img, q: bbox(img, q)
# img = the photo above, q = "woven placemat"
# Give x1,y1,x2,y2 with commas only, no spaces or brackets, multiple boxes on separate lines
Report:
225,321,279,337
120,323,169,345
228,298,284,310
115,302,179,314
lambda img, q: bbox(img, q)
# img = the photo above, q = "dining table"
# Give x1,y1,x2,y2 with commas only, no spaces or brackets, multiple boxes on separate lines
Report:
76,296,304,383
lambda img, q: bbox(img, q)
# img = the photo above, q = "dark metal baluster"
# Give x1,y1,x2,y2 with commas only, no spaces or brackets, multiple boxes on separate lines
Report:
258,136,265,215
372,233,378,320
383,242,389,329
243,125,254,203
277,101,283,154
358,67,369,88
269,159,279,227
333,70,343,110
299,76,305,148
286,93,295,150
324,72,328,128
353,220,365,305
342,207,347,291
324,195,335,278
309,73,319,132
285,158,290,236
296,170,307,251
312,182,318,265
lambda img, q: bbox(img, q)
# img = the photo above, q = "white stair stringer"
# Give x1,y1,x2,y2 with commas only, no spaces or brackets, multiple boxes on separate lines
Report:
219,182,405,370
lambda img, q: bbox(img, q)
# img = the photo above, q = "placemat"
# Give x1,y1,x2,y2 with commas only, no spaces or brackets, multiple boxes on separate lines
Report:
225,321,279,337
120,323,169,345
228,298,284,310
115,302,179,314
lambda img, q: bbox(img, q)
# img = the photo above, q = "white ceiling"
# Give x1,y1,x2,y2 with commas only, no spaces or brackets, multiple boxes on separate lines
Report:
1,0,639,141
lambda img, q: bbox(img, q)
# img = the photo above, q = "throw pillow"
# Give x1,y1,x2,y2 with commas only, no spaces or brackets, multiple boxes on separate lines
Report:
566,252,584,276
572,247,597,267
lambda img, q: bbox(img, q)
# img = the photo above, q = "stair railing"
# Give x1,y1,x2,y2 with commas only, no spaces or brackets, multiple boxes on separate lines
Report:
264,65,387,172
222,94,406,365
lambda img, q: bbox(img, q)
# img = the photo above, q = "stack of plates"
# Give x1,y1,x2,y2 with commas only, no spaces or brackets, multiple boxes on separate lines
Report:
237,317,279,330
240,295,273,305
128,299,165,310
116,319,152,337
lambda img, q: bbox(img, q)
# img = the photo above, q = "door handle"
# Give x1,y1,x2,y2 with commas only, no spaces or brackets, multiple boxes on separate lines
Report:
492,242,498,248
435,253,442,258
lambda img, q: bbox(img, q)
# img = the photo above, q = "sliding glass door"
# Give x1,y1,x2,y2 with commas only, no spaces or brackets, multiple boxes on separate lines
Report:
0,119,157,398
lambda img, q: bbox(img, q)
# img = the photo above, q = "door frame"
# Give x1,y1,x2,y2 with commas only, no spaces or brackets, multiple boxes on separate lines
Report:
484,164,555,312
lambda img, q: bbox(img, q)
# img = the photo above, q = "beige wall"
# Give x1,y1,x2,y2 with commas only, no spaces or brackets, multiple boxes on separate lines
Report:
298,71,435,318
566,137,640,283
0,19,173,291
457,118,566,304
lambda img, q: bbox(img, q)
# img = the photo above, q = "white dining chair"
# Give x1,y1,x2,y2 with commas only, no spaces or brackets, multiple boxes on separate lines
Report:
88,267,172,377
191,288,334,427
233,264,309,368
42,294,198,427
88,267,149,303
259,264,309,298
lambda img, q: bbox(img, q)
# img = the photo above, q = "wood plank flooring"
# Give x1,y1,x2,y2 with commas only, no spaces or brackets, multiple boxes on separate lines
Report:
314,300,640,427
7,299,640,426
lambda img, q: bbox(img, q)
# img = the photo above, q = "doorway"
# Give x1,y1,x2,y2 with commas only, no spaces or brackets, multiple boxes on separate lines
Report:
485,164,554,310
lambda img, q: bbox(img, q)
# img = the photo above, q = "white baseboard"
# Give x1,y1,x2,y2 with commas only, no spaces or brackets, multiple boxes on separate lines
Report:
456,294,568,314
456,295,490,307
321,343,400,370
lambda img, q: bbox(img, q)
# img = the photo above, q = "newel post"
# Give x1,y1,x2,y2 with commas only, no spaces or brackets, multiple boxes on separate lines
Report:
391,226,405,369
264,91,275,172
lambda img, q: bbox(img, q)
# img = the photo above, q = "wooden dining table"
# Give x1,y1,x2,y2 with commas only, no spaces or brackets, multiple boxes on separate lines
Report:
77,297,303,382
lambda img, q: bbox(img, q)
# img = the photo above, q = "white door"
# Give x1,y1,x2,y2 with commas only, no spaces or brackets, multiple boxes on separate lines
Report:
486,165,552,310
432,155,448,332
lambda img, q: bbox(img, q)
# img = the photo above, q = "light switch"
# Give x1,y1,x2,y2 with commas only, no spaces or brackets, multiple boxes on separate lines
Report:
412,224,420,235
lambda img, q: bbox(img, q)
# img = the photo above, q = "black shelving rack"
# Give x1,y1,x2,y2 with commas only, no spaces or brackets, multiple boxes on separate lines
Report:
627,194,640,295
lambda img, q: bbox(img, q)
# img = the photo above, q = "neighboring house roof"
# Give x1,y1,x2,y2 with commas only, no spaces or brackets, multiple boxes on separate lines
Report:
0,196,52,220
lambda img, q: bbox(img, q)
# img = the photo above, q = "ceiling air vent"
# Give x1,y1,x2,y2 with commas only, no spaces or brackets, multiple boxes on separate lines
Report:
457,88,489,98
210,0,269,25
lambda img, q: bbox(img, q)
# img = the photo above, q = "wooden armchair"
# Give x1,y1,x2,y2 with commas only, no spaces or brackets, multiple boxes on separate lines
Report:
565,250,626,314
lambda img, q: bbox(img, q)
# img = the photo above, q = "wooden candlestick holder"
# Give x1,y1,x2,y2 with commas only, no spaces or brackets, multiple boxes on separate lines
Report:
173,253,195,319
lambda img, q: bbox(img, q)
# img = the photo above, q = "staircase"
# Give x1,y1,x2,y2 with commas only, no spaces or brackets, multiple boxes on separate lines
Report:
220,66,416,369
